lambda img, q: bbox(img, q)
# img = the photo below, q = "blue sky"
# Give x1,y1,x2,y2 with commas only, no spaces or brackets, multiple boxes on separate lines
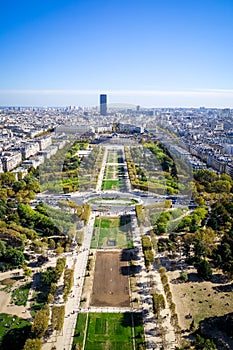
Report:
1,0,233,107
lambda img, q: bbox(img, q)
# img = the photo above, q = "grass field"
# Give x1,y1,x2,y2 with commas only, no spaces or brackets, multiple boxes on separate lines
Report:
89,197,138,206
0,313,31,350
72,313,145,350
11,282,31,306
101,178,127,191
91,216,133,249
101,179,119,190
102,149,127,191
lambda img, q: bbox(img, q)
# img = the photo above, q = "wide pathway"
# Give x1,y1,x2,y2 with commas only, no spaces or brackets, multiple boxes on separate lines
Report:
131,214,177,350
43,213,96,350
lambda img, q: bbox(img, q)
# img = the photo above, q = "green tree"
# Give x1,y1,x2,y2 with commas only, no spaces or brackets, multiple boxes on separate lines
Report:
0,239,6,257
32,309,49,338
194,334,217,350
211,179,231,193
51,305,65,332
180,271,188,282
23,267,32,278
55,246,64,255
48,238,56,249
0,199,7,218
0,172,16,186
152,292,165,317
196,259,213,280
5,247,25,267
13,180,26,193
41,268,57,285
23,338,42,350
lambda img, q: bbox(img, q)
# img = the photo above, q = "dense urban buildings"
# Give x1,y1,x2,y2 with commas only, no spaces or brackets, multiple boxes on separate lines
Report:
1,104,233,176
0,103,233,350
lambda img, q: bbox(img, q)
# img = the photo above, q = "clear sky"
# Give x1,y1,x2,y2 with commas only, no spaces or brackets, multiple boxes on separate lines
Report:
1,0,233,108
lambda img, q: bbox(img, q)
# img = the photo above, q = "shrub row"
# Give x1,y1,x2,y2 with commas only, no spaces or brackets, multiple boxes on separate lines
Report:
51,305,65,333
159,267,181,337
63,268,74,302
141,235,154,267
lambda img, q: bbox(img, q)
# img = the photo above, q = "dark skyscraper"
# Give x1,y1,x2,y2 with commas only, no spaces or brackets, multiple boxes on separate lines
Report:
100,94,107,116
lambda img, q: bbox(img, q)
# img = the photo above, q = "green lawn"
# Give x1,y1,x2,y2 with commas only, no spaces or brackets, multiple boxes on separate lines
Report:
72,313,145,350
11,282,31,306
101,180,119,190
89,197,138,206
91,216,133,249
102,154,127,191
0,313,31,350
101,179,127,191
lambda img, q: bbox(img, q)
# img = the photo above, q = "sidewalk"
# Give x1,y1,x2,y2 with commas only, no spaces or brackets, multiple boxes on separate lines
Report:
131,215,177,350
43,214,96,350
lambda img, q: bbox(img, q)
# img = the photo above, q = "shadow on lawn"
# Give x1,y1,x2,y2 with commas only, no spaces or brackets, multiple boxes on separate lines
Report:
121,312,144,328
0,325,31,350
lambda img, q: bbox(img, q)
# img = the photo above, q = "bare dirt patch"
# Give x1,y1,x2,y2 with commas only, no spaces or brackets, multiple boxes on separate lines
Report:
0,278,16,286
167,269,233,330
91,251,130,307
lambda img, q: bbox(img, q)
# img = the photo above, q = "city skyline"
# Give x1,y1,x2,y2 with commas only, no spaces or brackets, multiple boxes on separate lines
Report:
1,0,233,107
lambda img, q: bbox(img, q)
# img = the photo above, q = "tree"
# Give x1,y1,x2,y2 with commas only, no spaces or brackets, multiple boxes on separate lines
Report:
194,169,218,189
13,180,26,193
24,177,40,193
0,199,7,218
41,268,57,285
196,259,212,280
196,228,217,257
182,233,193,260
194,334,217,350
0,172,16,186
0,188,8,202
152,292,165,317
157,222,167,234
51,305,65,332
47,293,54,304
180,271,188,282
54,257,66,281
5,247,25,267
55,246,64,255
23,267,32,278
48,238,56,249
193,239,207,262
32,308,49,338
23,338,42,350
211,179,231,193
63,268,74,301
0,239,6,257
